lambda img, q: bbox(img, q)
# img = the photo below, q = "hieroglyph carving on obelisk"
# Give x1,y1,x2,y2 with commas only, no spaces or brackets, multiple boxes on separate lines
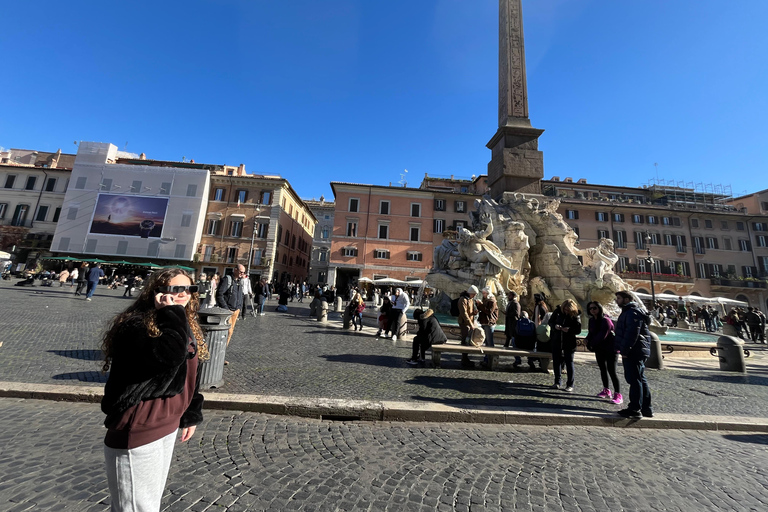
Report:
499,0,529,127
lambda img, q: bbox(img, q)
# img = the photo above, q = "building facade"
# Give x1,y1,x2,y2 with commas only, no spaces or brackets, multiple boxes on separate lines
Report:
0,148,76,270
329,182,434,290
305,197,335,285
51,142,210,263
197,167,316,285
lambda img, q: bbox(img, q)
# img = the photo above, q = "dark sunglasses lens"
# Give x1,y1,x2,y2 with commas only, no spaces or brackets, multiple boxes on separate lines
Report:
187,285,199,293
159,285,198,294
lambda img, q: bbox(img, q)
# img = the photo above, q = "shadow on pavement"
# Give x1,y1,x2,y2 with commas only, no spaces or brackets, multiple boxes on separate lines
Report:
721,434,768,445
321,353,404,368
53,371,108,383
677,374,767,386
48,349,103,360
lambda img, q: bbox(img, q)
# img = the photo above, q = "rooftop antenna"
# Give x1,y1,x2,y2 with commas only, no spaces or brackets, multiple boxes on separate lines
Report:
124,141,128,151
654,162,659,182
399,169,408,187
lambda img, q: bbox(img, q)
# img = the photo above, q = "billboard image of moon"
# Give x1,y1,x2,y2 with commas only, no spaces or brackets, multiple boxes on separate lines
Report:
89,194,169,238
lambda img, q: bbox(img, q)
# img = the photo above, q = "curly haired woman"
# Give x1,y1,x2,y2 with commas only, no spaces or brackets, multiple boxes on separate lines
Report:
101,268,209,511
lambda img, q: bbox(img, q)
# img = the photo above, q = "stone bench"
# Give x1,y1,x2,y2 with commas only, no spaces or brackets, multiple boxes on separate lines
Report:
430,342,552,371
661,341,750,359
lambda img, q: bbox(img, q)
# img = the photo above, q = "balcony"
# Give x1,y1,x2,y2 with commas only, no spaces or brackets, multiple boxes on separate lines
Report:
619,271,694,284
710,278,766,289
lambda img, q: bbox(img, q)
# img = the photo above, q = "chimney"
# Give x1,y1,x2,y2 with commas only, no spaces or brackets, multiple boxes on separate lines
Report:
139,153,147,160
238,164,246,175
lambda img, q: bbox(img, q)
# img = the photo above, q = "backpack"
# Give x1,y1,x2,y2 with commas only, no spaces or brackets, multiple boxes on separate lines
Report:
450,297,460,317
536,323,551,342
517,317,535,337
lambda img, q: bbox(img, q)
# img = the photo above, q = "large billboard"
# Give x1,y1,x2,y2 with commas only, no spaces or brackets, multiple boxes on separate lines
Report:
89,194,168,238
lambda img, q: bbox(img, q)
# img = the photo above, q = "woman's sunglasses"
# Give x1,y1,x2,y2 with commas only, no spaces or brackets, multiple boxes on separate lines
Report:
157,285,199,294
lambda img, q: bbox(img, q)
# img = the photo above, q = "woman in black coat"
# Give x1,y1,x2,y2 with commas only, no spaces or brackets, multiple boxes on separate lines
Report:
548,299,582,392
407,308,448,366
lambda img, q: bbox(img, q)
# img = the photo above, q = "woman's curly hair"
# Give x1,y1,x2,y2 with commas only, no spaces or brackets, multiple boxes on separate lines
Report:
101,268,209,372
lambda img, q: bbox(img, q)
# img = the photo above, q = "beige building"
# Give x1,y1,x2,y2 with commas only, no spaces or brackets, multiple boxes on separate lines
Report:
197,166,316,286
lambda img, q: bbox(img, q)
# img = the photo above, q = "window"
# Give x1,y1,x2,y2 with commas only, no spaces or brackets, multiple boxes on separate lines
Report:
379,201,390,215
374,249,390,259
52,207,61,222
613,213,624,223
691,219,699,228
406,252,423,262
4,175,16,188
693,237,705,254
736,222,745,231
744,266,756,278
100,178,112,191
214,188,225,201
637,258,646,273
706,237,719,250
343,247,358,257
597,229,609,239
632,214,644,224
236,190,247,203
11,204,29,226
721,221,729,230
226,247,237,263
617,257,628,272
455,201,466,213
45,178,56,192
86,239,98,253
181,212,192,228
186,184,197,197
434,219,445,233
35,205,48,222
566,210,578,220
704,219,713,229
174,244,187,259
318,250,327,262
763,203,768,211
66,206,78,220
159,182,171,195
321,226,330,239
595,212,607,222
662,217,672,226
634,231,645,250
434,199,445,211
613,230,627,249
252,249,263,265
664,234,673,246
754,223,768,232
757,235,768,248
131,180,142,193
724,238,732,251
647,215,657,225
760,256,768,273
25,176,36,190
739,239,751,252
696,263,706,279
411,203,421,217
206,219,220,235
675,235,687,252
74,177,87,189
346,221,357,237
0,203,7,219
349,198,359,213
116,241,128,255
203,246,213,262
455,221,465,231
410,226,420,242
378,224,388,239
709,264,722,277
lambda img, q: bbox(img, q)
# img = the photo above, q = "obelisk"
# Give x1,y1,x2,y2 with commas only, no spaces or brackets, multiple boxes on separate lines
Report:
487,0,544,199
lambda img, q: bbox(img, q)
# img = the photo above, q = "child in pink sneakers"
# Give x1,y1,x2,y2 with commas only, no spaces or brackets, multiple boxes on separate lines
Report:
585,301,623,405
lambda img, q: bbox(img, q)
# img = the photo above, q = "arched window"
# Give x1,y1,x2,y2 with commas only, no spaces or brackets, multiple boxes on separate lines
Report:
635,288,650,294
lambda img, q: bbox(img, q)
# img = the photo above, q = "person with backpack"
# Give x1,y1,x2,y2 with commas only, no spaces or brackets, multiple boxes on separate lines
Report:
515,311,538,370
548,299,582,392
614,290,653,419
458,285,479,368
407,308,447,366
215,265,245,347
585,301,622,405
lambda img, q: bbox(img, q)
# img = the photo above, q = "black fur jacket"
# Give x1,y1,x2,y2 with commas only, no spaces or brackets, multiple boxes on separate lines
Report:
101,305,204,428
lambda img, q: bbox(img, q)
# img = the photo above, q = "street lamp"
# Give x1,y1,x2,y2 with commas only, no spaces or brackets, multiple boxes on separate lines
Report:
645,231,656,306
246,207,262,276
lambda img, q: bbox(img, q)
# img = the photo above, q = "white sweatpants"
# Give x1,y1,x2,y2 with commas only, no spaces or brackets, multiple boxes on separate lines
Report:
104,429,177,512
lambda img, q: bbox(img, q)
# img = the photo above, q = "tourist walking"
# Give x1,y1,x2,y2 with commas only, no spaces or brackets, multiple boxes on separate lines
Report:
85,263,105,301
101,268,207,512
74,263,88,295
614,290,653,419
58,268,70,287
585,301,622,405
349,291,365,331
548,299,582,391
215,265,245,347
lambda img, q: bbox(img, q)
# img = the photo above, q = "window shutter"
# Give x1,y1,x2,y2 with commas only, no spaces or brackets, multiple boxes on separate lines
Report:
595,212,600,221
673,217,681,226
574,211,579,220
680,235,687,246
742,266,748,277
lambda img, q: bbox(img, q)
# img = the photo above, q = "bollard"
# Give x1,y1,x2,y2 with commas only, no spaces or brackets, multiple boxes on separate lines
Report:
716,336,747,373
318,299,328,323
646,331,664,370
334,296,343,313
197,307,233,389
309,297,319,317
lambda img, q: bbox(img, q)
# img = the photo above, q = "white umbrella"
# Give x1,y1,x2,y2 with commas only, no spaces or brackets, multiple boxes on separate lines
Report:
0,251,11,259
357,277,373,283
373,278,408,286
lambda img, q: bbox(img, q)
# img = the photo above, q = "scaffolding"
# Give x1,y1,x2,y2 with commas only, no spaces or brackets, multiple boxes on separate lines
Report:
644,177,735,212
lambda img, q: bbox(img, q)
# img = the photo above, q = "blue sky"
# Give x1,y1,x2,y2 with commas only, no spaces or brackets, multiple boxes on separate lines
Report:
2,1,766,200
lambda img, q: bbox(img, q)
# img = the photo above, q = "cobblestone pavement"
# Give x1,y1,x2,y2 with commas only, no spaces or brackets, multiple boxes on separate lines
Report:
2,282,768,418
1,398,768,512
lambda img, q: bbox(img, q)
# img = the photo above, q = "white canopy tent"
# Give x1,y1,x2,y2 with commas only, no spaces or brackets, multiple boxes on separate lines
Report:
632,292,748,308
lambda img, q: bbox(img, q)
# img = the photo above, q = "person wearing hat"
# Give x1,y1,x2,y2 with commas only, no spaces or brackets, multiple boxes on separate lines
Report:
458,285,479,368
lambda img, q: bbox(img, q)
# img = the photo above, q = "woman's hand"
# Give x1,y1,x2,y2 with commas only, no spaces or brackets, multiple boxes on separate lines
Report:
180,425,196,442
155,293,176,310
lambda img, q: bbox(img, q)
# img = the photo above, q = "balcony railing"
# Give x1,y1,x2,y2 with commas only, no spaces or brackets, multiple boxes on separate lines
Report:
694,247,706,255
710,278,767,289
619,271,694,283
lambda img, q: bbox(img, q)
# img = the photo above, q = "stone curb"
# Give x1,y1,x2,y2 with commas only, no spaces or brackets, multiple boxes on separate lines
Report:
2,381,768,432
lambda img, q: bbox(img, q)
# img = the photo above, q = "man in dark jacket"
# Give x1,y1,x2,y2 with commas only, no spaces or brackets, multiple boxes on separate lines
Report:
745,307,761,341
407,308,447,366
614,291,653,419
216,265,245,346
